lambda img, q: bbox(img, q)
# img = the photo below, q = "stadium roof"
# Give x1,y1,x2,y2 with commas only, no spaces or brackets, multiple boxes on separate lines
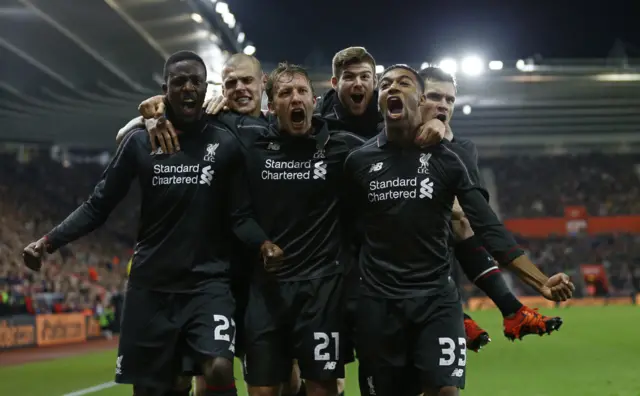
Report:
2,3,639,149
0,0,241,147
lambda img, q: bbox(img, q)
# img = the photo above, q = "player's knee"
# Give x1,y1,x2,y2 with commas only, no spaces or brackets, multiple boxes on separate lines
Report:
248,385,281,396
423,386,459,396
304,379,337,396
202,357,234,385
282,362,302,395
165,376,192,396
132,385,154,396
336,378,345,394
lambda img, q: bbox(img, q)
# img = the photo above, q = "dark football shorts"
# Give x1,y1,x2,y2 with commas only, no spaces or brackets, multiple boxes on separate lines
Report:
356,284,467,395
115,284,236,390
242,272,345,386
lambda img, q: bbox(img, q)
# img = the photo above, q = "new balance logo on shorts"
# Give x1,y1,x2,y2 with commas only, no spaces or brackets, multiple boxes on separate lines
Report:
451,368,464,377
323,361,337,370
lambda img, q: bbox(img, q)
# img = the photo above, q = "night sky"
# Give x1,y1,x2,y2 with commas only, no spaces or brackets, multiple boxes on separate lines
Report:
230,0,638,65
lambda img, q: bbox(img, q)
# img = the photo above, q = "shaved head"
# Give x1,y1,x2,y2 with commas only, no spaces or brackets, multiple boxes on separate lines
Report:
222,53,262,79
221,53,265,117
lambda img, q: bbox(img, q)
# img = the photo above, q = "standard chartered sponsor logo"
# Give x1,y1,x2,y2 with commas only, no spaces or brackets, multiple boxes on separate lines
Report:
152,163,214,186
368,177,433,202
261,158,327,181
419,177,434,198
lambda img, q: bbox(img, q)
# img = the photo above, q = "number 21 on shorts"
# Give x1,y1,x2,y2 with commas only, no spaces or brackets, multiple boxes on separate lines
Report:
313,332,339,361
213,314,236,353
438,337,467,367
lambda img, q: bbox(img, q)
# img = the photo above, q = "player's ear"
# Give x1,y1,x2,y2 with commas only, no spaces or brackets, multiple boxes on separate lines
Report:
419,92,426,106
267,101,275,114
261,73,268,88
330,76,338,89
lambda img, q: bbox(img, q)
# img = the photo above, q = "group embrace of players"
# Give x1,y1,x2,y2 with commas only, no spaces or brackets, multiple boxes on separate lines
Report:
23,46,575,396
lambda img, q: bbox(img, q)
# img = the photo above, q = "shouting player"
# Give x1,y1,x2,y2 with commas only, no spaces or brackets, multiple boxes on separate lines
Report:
343,64,574,396
23,51,276,396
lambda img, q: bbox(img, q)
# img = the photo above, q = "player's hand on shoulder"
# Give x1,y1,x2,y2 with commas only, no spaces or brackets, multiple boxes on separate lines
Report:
138,95,165,119
144,117,180,154
22,237,48,272
415,118,446,147
260,241,284,273
204,95,229,115
541,273,575,301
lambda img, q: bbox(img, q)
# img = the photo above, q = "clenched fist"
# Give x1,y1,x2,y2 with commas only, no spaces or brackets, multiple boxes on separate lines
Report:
415,118,446,147
260,241,284,273
22,237,48,272
541,273,575,301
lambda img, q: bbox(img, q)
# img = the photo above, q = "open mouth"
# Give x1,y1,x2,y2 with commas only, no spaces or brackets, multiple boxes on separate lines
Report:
290,108,305,126
436,114,447,122
386,96,404,119
182,98,197,113
235,96,252,106
351,94,364,104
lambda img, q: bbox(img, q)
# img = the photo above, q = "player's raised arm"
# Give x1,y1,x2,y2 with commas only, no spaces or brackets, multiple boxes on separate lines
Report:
442,142,575,301
23,131,140,271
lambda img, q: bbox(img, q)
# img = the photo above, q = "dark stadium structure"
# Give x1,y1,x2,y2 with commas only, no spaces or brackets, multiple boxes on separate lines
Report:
0,0,243,148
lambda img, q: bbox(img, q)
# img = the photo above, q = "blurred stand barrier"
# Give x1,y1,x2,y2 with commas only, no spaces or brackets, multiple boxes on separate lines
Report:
467,295,640,311
0,313,103,350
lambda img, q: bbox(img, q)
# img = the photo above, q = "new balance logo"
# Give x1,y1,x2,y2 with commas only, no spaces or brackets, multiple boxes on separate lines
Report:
419,177,434,199
267,142,280,151
200,165,214,185
369,162,383,173
451,368,464,377
323,361,337,370
151,147,164,156
313,161,327,180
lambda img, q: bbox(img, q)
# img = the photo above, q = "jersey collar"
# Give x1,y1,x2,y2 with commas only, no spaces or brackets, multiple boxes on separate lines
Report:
377,128,389,147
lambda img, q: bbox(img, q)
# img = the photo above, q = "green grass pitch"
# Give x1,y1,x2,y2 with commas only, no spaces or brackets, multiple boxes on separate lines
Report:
1,306,638,396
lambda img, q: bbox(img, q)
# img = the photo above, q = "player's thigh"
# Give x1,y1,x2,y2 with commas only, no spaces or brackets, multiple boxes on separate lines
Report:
360,366,421,396
412,289,467,391
293,274,345,383
116,286,181,389
355,294,407,368
181,288,237,364
243,282,290,387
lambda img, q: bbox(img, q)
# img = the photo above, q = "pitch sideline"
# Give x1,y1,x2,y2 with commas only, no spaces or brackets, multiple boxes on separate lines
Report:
62,381,117,396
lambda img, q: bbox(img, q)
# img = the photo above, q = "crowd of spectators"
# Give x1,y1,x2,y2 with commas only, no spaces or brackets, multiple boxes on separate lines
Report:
1,150,639,317
485,153,640,218
0,153,134,318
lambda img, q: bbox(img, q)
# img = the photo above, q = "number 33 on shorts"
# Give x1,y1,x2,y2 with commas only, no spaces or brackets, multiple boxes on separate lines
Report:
438,337,466,371
213,314,236,353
